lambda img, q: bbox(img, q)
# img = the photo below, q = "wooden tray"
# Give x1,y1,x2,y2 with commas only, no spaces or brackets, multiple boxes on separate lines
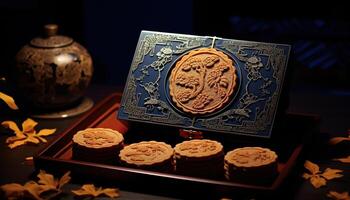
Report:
34,93,319,198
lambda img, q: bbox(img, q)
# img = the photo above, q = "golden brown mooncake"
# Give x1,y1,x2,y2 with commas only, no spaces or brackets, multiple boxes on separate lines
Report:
72,128,124,163
174,139,224,178
224,147,278,183
119,141,174,171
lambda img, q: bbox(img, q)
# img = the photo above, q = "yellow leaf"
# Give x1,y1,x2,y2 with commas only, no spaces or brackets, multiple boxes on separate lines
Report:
24,181,45,200
0,92,19,110
100,188,120,198
72,184,97,197
37,137,47,143
321,168,343,180
302,173,312,179
6,135,26,144
37,170,58,190
26,136,40,144
1,121,24,138
334,156,350,163
302,160,343,189
58,171,71,189
304,160,319,174
2,119,56,149
8,140,27,149
329,135,350,145
36,170,71,192
72,184,120,198
0,170,70,200
0,183,26,199
327,191,350,200
310,175,326,188
36,129,56,136
0,182,42,200
22,118,38,133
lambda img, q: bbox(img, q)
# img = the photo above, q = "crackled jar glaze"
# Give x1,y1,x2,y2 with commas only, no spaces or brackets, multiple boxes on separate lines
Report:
15,24,93,109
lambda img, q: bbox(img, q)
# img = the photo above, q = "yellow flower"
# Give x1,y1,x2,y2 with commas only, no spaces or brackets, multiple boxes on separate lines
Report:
329,133,350,145
1,118,56,149
334,155,350,163
0,170,71,200
72,184,120,198
328,191,350,200
302,160,343,188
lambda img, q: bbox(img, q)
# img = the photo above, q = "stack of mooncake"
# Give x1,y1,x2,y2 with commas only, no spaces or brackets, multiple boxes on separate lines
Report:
119,141,174,172
72,128,124,164
174,139,224,178
224,147,278,184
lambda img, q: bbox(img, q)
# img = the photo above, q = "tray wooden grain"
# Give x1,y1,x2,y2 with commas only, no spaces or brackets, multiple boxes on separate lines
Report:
34,93,319,198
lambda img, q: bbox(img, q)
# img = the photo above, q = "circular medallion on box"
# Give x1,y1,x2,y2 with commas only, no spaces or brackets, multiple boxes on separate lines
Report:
169,48,238,115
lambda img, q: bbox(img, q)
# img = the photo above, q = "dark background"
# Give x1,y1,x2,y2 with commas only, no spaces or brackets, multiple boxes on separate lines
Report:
1,0,349,88
0,2,349,199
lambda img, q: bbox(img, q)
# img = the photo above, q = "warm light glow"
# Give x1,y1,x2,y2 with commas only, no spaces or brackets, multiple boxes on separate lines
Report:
55,53,76,65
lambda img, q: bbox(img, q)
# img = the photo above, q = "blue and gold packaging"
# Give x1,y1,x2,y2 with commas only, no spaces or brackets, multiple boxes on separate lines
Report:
118,31,290,138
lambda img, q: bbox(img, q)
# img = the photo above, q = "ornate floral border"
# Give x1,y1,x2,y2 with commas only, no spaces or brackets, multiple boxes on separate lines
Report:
118,31,290,138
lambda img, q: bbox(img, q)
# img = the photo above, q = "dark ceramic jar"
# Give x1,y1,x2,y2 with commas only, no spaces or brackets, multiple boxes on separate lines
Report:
14,24,93,109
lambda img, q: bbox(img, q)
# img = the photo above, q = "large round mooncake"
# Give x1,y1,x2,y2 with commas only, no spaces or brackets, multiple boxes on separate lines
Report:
224,147,278,183
72,128,124,163
119,141,174,171
174,139,224,178
169,48,237,115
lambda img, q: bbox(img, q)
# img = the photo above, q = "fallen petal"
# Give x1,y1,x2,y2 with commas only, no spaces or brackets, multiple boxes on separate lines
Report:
0,92,19,110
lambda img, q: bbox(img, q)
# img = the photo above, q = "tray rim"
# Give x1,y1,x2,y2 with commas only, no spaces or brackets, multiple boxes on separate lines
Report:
34,92,318,195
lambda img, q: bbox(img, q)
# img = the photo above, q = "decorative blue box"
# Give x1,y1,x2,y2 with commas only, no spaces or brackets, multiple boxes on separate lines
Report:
118,31,291,138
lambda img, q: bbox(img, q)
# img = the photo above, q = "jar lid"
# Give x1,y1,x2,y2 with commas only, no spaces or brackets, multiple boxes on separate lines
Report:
30,24,74,48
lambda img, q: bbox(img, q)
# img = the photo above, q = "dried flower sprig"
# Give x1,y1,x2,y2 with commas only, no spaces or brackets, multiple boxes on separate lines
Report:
327,191,350,200
1,118,56,149
329,132,350,145
72,184,120,198
0,170,70,200
334,156,350,163
302,160,343,188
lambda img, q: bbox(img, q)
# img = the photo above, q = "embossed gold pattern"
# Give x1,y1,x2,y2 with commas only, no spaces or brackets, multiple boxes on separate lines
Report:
119,141,173,166
73,128,124,148
118,31,291,138
169,48,237,115
174,139,223,158
225,147,277,167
